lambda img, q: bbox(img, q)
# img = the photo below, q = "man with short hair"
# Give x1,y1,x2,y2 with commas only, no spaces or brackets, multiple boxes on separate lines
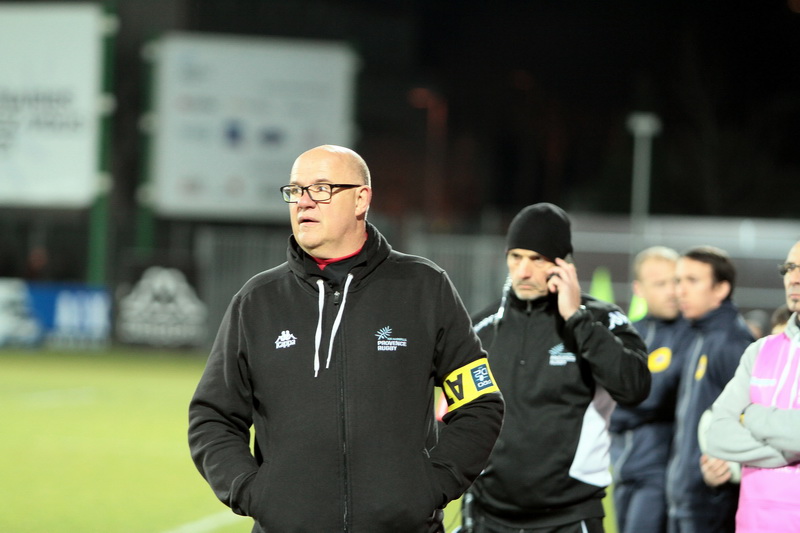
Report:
704,240,800,532
466,203,650,533
188,145,504,533
665,246,754,533
610,246,687,533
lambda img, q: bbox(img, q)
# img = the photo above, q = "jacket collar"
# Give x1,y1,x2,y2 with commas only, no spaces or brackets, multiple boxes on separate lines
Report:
689,299,740,331
507,289,556,313
287,221,391,291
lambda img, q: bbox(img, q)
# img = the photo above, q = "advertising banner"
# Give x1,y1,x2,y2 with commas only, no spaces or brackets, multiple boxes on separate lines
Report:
116,266,207,347
148,33,359,221
0,4,105,208
0,278,111,347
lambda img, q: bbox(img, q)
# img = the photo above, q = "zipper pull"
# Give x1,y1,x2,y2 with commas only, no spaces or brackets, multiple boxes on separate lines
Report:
334,290,341,305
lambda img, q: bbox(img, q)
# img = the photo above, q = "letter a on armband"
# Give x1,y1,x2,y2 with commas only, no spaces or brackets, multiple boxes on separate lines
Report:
443,358,499,411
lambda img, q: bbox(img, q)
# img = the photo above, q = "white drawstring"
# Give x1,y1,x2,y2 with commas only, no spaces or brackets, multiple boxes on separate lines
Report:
326,274,353,371
314,280,325,377
313,274,354,377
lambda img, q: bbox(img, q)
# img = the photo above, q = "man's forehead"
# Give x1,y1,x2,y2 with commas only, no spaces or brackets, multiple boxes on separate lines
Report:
508,248,545,257
641,257,676,271
293,152,355,180
787,242,800,262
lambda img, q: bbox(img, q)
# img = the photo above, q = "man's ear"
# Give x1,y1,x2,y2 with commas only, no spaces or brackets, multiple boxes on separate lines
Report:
355,186,372,218
632,280,643,299
713,280,732,303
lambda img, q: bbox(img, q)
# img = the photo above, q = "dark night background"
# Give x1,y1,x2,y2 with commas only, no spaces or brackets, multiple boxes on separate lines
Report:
2,0,799,282
116,0,800,223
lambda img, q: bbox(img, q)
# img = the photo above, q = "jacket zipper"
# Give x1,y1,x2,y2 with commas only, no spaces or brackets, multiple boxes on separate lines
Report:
331,285,349,530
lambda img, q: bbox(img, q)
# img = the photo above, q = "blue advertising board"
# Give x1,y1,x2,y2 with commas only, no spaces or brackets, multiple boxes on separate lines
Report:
0,278,111,348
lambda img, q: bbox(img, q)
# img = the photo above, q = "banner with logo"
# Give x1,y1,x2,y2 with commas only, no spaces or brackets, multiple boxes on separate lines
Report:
0,4,105,208
0,278,111,347
116,266,207,347
147,33,359,221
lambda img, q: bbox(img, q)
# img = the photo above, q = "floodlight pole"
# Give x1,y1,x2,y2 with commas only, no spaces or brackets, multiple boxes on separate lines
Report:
626,112,661,258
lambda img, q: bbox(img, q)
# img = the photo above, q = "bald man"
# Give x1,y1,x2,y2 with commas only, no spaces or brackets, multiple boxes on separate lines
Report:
189,145,504,533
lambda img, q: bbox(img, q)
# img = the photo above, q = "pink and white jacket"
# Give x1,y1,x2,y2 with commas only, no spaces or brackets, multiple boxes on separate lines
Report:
706,313,800,533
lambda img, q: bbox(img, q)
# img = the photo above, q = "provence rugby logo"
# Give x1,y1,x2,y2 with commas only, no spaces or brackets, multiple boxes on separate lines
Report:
375,326,407,352
548,343,577,366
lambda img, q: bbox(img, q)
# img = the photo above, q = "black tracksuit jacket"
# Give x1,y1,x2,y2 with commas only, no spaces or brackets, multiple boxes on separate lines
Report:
188,223,504,533
469,291,649,528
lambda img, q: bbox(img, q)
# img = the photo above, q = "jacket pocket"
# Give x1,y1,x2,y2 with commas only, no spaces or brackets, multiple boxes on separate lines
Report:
232,463,270,518
354,450,439,531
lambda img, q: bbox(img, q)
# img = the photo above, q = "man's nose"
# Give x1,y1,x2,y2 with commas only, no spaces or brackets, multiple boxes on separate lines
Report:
516,260,533,277
297,188,316,207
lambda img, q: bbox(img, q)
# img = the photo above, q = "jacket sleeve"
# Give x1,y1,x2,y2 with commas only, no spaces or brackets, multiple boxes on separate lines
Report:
704,339,795,468
429,272,505,507
188,295,260,515
563,303,650,407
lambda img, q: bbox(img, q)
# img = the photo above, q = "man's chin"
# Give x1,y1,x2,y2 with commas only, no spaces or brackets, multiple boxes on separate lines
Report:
513,288,545,300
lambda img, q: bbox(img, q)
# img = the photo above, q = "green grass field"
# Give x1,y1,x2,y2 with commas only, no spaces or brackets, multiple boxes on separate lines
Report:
1,348,251,533
1,348,617,533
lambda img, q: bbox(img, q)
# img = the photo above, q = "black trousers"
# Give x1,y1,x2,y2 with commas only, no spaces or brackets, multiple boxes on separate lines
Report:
465,501,605,533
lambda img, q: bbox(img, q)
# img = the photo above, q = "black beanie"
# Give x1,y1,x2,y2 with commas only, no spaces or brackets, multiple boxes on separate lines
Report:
505,203,573,260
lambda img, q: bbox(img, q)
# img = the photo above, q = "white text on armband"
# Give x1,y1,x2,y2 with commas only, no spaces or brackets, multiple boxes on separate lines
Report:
443,358,500,411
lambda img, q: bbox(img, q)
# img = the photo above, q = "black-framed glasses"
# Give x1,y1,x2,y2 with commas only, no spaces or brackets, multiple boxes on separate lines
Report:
778,262,799,276
279,183,361,203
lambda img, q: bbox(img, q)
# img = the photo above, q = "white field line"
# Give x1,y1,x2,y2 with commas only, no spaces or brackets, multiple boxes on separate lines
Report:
162,511,248,533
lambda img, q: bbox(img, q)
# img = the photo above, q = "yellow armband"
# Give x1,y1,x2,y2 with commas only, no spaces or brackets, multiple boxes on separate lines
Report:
442,358,500,411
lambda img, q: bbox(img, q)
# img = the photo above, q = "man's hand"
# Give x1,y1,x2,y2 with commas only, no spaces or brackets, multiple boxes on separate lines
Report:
700,453,732,487
547,258,582,320
426,508,444,533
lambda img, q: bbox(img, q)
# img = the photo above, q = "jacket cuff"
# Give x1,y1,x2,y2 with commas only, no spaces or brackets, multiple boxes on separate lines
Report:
431,463,463,507
564,305,589,332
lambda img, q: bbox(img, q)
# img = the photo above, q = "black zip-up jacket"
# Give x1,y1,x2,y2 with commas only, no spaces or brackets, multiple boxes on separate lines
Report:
188,223,504,533
469,291,649,528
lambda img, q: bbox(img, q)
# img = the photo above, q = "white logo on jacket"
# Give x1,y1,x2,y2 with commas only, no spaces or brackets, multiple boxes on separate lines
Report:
549,343,577,366
607,311,629,330
375,326,407,352
275,330,297,349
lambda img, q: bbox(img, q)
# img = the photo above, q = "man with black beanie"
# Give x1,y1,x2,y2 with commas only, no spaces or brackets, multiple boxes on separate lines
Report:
465,203,651,533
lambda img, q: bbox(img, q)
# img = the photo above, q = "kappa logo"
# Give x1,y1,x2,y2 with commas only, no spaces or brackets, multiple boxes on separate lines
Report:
275,330,297,349
375,326,408,352
549,343,577,366
608,311,630,330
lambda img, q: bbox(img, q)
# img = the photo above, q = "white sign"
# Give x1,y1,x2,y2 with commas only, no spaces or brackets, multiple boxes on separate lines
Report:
148,33,359,221
0,4,105,208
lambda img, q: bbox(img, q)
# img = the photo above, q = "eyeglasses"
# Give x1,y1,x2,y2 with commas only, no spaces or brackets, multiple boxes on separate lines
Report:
279,183,361,203
778,262,799,276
